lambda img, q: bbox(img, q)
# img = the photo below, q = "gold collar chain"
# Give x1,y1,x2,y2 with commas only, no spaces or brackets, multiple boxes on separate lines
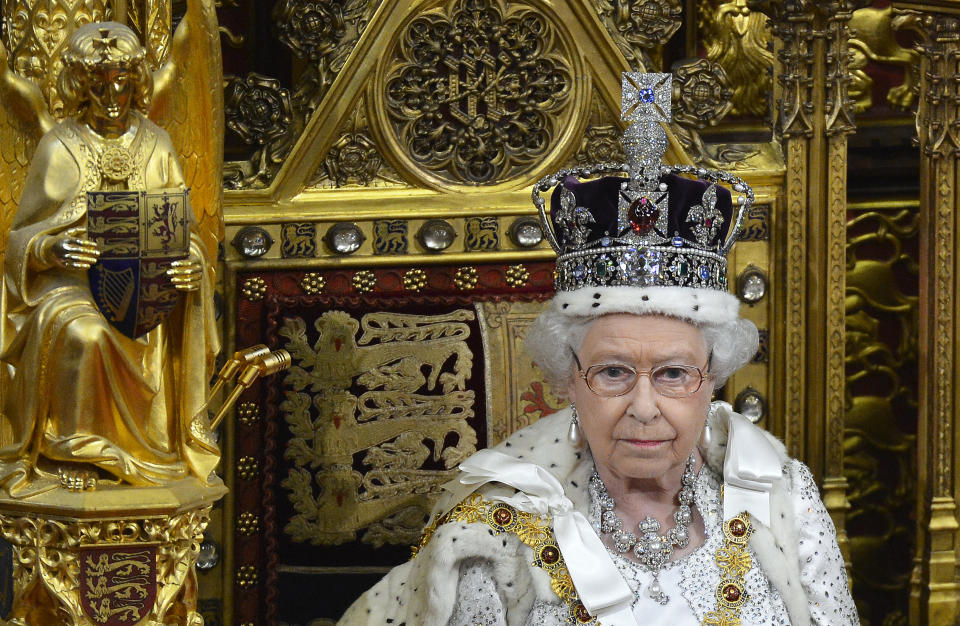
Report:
415,492,755,625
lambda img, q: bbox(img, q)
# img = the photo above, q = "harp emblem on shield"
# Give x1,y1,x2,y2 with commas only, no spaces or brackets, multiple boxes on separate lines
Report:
86,189,191,338
97,267,136,322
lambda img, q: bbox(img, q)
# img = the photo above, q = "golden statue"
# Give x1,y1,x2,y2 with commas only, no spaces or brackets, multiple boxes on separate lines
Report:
0,22,220,496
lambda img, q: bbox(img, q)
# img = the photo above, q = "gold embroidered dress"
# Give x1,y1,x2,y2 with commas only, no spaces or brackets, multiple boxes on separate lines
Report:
0,111,220,495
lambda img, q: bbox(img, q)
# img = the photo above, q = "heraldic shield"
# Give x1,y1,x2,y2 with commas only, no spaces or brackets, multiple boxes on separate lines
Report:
87,189,190,339
79,544,158,626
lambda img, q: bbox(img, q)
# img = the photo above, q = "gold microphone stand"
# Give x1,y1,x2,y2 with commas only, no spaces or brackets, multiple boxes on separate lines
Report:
210,349,291,431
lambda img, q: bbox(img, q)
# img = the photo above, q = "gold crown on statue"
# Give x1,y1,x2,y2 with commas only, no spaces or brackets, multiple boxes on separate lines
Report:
62,22,147,70
532,73,754,293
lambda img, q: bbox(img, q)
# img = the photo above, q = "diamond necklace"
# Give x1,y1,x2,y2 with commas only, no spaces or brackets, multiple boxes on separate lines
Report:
591,453,697,605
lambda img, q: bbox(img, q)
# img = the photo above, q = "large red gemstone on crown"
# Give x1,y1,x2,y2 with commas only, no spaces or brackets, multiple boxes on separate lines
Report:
629,197,659,235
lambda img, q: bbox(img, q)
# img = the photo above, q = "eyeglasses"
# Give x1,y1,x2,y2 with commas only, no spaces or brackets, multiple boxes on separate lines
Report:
570,349,712,398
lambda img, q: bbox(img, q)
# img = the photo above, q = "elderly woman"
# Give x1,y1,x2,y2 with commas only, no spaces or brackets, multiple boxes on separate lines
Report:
341,74,858,626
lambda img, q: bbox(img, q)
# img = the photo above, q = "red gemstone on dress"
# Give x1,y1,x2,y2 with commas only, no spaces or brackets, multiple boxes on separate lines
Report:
629,197,659,234
540,545,560,564
722,583,742,602
704,218,713,228
493,507,513,525
575,603,592,622
729,518,747,537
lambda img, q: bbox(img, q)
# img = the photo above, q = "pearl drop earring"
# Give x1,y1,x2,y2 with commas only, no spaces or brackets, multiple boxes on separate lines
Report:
568,403,584,447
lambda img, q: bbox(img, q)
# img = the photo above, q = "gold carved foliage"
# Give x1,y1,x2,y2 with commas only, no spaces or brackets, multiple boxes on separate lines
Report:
307,96,405,189
0,507,211,625
225,0,380,189
278,310,479,547
276,0,381,117
2,0,111,117
375,0,582,187
570,93,625,168
594,0,682,69
671,58,748,165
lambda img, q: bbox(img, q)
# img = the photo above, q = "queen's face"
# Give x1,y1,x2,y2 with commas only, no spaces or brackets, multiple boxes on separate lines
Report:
567,314,714,483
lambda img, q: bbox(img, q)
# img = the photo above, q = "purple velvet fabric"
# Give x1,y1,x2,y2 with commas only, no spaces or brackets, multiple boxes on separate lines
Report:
548,174,735,251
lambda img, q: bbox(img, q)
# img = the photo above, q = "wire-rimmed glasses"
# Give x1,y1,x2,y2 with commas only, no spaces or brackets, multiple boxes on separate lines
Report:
570,349,712,398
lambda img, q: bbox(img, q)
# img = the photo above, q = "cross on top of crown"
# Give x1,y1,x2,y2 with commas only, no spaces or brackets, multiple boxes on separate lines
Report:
621,73,672,124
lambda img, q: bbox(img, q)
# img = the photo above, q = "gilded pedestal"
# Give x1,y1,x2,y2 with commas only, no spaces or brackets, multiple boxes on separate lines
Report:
0,478,226,626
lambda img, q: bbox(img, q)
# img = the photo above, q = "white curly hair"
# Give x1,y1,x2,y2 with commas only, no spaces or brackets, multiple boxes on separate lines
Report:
523,306,758,397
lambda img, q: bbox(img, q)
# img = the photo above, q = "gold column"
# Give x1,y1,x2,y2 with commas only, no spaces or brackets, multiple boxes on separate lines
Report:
892,3,960,623
748,0,856,564
123,0,173,68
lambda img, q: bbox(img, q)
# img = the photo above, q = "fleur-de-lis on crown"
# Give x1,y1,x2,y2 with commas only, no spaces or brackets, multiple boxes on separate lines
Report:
557,187,596,250
686,184,724,246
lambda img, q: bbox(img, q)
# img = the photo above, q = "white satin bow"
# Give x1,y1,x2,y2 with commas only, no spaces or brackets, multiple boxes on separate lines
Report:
459,449,637,626
722,410,782,526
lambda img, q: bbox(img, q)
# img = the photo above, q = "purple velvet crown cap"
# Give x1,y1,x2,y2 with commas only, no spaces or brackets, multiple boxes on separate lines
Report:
548,174,735,252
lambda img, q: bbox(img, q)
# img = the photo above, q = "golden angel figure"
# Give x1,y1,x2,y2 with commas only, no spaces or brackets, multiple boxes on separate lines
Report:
0,22,220,496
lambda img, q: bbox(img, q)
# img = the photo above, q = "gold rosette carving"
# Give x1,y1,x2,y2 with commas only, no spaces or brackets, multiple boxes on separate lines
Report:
370,0,587,189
